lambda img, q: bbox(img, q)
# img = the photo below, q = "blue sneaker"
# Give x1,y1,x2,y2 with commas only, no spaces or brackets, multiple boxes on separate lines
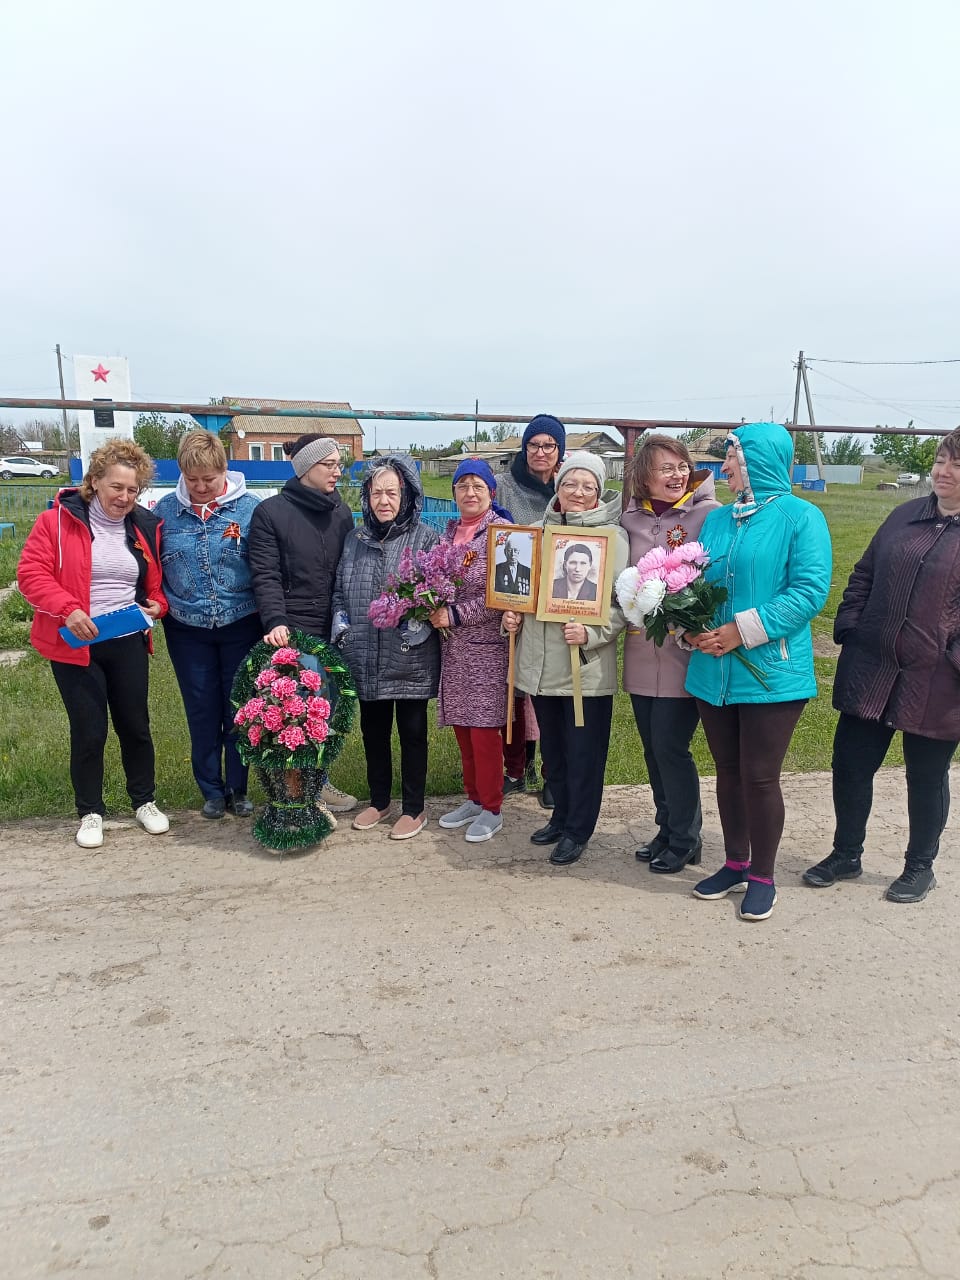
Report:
739,878,777,921
692,865,750,899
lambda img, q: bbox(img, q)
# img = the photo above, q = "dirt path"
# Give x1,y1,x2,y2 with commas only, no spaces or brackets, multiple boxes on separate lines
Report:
2,773,958,1278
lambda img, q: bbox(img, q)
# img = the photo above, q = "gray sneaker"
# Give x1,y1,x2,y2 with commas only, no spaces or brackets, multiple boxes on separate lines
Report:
439,799,483,829
465,810,504,843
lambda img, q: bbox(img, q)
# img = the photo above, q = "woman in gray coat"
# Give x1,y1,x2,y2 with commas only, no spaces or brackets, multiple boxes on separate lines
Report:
332,457,440,840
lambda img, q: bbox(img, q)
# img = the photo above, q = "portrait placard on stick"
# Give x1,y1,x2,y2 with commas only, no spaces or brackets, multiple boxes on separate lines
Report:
535,526,619,725
486,525,542,742
485,525,542,612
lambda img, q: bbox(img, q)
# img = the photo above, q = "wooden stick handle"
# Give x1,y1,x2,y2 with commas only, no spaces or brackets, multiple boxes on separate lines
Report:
506,630,516,744
569,622,584,727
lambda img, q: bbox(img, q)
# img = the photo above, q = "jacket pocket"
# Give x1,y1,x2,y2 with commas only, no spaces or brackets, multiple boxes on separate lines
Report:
160,550,199,600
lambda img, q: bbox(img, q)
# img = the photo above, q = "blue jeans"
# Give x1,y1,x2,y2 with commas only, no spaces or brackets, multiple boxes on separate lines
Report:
832,712,959,866
630,694,702,854
163,614,262,801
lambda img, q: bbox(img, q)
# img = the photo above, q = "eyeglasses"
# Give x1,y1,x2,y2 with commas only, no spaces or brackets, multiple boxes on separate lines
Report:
655,463,691,477
527,441,558,454
558,482,599,496
454,480,489,493
316,458,342,471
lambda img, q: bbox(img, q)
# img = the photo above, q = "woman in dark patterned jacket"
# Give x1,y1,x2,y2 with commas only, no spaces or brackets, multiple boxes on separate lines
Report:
429,459,513,845
332,456,439,840
804,426,960,904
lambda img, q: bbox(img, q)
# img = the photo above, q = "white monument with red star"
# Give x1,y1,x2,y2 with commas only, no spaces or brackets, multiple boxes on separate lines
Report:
73,354,134,472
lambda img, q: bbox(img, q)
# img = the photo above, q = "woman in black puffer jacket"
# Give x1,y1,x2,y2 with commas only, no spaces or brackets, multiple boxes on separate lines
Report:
332,456,440,840
248,434,356,816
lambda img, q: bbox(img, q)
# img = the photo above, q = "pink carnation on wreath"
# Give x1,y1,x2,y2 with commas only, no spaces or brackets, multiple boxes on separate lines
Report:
283,694,306,717
255,667,279,688
300,668,322,692
277,724,307,750
271,675,298,698
306,717,329,743
262,705,284,732
306,695,331,719
247,723,262,746
271,647,301,666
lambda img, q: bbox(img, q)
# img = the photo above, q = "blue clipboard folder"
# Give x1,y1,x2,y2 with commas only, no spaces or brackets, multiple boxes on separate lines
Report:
58,604,153,649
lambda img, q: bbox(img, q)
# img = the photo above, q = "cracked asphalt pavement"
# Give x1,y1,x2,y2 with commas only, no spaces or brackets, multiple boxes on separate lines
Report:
2,772,959,1278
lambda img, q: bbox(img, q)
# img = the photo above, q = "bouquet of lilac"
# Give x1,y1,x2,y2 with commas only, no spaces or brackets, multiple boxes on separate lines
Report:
367,542,466,638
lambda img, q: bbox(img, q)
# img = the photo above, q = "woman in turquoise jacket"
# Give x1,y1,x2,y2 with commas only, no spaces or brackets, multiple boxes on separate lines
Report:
684,422,832,922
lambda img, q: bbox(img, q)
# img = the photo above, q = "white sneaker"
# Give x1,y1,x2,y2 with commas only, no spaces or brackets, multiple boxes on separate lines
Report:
318,802,338,832
465,810,504,843
439,799,483,829
135,802,170,835
321,782,358,813
76,814,103,849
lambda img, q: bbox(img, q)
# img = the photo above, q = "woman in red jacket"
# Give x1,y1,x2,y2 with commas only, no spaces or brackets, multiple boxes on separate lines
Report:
17,440,169,850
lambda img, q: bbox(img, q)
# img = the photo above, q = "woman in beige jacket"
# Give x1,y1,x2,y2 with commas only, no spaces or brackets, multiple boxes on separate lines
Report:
503,452,629,866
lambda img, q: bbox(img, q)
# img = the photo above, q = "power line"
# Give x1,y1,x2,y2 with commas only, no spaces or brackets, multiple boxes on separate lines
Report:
806,356,960,365
805,366,945,429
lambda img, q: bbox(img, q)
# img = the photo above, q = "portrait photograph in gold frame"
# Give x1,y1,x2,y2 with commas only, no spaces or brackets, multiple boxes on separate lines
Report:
535,526,618,626
485,524,542,613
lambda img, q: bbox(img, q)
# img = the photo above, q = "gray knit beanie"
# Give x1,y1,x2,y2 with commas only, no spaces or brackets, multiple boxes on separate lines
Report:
556,450,606,493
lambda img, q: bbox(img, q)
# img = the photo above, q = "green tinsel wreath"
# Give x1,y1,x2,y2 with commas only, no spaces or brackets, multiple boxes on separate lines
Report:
231,630,357,852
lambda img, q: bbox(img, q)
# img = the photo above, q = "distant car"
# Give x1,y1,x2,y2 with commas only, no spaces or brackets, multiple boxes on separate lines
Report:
897,472,921,485
0,456,60,480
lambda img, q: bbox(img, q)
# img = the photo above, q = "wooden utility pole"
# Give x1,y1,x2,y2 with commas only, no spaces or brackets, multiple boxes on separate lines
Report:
790,349,825,484
474,397,479,449
799,353,826,481
55,343,69,445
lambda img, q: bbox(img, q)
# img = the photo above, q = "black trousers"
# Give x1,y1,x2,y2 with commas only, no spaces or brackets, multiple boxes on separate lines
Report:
630,694,702,854
358,698,429,816
532,694,613,844
696,699,806,879
832,712,959,866
52,634,156,817
163,613,262,801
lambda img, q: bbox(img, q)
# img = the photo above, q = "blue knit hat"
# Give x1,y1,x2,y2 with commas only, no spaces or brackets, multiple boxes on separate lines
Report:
452,457,497,493
521,414,566,457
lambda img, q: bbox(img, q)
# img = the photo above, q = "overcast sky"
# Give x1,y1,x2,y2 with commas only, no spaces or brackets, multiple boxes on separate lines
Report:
2,0,958,448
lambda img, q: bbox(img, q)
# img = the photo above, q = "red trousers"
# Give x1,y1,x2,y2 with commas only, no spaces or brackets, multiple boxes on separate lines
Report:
453,725,504,813
502,694,528,779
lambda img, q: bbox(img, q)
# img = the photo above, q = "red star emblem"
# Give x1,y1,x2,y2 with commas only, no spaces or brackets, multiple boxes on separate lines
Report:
91,363,110,382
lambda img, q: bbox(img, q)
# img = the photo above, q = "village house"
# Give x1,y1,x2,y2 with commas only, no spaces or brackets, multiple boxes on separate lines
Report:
222,398,364,463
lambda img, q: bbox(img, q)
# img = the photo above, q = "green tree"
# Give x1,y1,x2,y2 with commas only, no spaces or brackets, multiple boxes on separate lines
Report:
491,422,511,443
871,422,938,474
134,411,191,459
792,431,827,465
824,434,865,464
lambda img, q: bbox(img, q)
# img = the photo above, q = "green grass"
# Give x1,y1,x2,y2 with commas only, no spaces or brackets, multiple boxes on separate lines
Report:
0,480,907,819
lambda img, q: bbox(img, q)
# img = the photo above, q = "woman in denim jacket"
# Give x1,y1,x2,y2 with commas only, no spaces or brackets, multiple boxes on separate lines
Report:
154,430,262,819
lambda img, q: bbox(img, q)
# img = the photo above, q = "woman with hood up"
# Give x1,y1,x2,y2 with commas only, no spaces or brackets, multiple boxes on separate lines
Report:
332,457,440,840
155,429,262,819
684,422,832,922
620,434,719,874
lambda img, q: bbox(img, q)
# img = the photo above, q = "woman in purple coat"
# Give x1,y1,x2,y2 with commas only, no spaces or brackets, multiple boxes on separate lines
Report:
429,459,513,844
803,427,960,904
621,435,719,873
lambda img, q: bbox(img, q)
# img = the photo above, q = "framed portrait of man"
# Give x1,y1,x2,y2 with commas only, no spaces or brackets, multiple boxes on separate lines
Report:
535,526,619,626
486,525,541,612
